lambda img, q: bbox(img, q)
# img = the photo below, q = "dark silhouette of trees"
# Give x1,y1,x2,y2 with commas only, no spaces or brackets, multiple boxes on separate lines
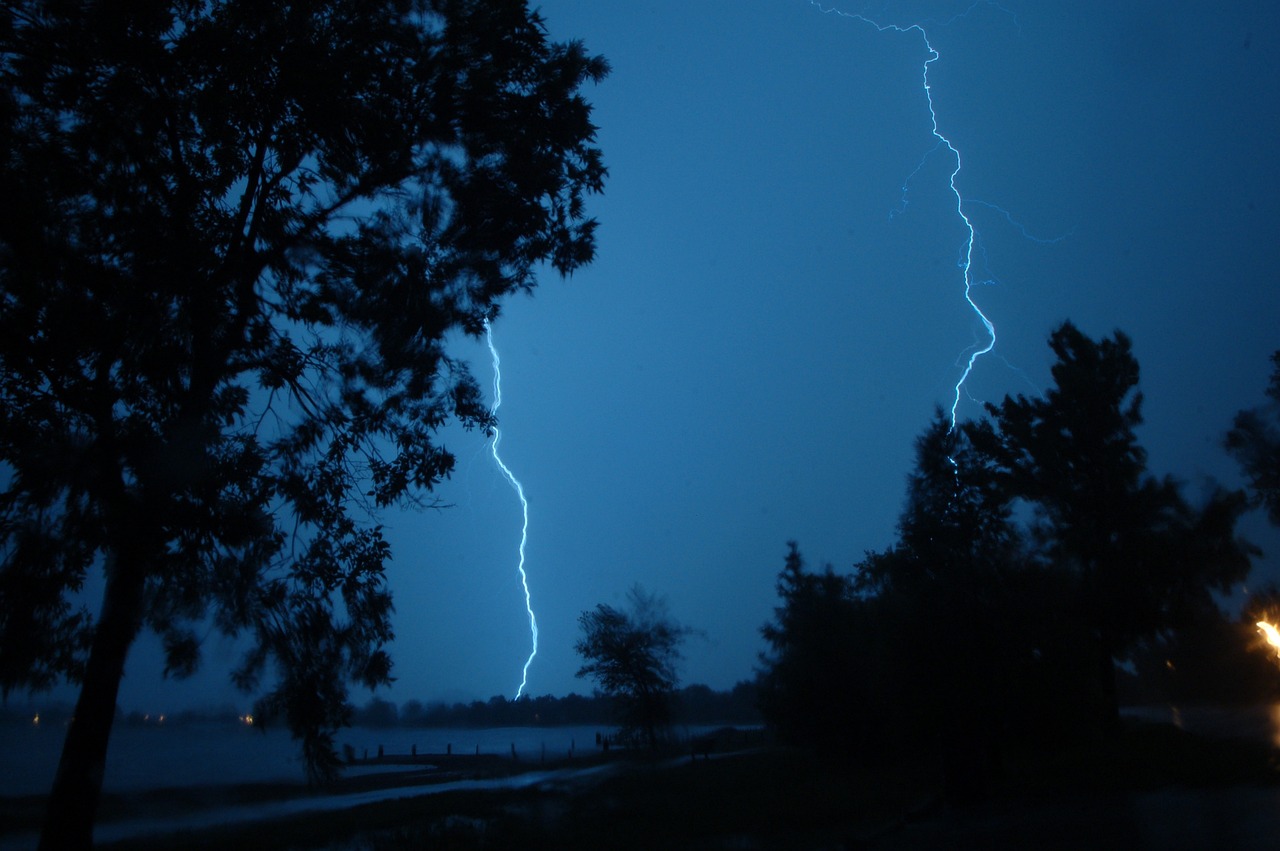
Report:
979,322,1254,729
1227,351,1280,526
760,323,1255,785
343,684,761,729
760,418,1093,791
575,586,691,750
859,413,1090,786
351,697,400,729
0,1,607,846
758,542,872,760
672,680,761,725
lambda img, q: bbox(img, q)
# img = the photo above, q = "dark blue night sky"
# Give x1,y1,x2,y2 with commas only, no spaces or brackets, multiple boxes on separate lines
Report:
94,0,1280,711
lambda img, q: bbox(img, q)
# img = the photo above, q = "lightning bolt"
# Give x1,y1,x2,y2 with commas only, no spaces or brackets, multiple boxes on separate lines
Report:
812,1,1008,429
484,318,537,699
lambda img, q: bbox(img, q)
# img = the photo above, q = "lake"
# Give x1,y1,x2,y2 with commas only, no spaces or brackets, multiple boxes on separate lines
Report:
0,720,629,798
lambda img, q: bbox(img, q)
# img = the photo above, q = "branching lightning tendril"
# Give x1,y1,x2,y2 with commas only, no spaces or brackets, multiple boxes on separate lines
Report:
812,1,1010,429
484,319,537,699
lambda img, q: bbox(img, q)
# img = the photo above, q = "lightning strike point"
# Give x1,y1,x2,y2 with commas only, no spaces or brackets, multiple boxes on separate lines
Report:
484,319,538,699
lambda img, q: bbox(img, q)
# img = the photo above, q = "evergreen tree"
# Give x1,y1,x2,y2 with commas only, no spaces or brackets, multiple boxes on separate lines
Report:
758,542,869,758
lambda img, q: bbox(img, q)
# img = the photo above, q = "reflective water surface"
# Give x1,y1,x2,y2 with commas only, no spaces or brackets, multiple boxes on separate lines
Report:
0,721,623,797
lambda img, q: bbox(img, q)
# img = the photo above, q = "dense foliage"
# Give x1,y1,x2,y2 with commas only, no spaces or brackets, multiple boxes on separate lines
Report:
1227,351,1280,527
978,323,1254,724
759,322,1259,798
0,0,606,845
575,586,693,749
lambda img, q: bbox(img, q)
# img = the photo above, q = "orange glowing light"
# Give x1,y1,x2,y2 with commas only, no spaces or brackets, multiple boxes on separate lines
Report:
1257,621,1280,657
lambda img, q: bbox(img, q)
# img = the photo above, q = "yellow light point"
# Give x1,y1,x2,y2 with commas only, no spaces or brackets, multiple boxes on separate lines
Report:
32,713,40,726
1257,621,1280,657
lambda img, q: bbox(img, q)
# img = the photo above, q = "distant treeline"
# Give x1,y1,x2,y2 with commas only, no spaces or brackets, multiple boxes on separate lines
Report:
0,682,762,730
1,703,248,727
353,681,762,729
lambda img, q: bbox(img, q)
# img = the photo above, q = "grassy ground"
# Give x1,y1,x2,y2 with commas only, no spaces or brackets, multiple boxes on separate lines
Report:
8,721,1279,850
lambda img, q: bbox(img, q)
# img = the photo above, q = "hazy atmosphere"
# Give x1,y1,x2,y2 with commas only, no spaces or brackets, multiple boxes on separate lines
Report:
55,0,1280,712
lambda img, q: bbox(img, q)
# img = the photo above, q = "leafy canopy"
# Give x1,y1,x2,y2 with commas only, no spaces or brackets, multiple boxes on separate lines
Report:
576,585,690,749
0,0,607,782
980,322,1253,654
1227,351,1280,526
760,323,1257,762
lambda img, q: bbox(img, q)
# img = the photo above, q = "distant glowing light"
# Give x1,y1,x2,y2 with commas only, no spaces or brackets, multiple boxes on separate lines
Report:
485,318,538,700
1257,621,1280,659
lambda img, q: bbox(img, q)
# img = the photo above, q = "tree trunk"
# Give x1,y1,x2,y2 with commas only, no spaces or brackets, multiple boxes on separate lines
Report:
39,559,145,851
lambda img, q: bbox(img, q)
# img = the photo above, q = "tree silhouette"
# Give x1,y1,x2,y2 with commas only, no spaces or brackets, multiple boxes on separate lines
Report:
869,415,1020,726
860,414,1103,792
757,423,1016,764
575,586,691,751
758,422,1101,776
979,322,1253,729
0,1,607,845
860,411,1020,595
1226,351,1280,526
758,542,872,760
760,325,1253,782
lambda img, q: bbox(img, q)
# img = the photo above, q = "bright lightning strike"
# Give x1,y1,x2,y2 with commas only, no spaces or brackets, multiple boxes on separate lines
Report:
812,1,1005,429
484,318,538,699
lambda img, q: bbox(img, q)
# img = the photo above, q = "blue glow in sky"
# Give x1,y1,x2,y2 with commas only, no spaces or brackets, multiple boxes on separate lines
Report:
99,0,1280,710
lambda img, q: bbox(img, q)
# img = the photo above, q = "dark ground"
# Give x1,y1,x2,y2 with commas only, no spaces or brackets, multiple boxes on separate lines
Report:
6,720,1280,850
